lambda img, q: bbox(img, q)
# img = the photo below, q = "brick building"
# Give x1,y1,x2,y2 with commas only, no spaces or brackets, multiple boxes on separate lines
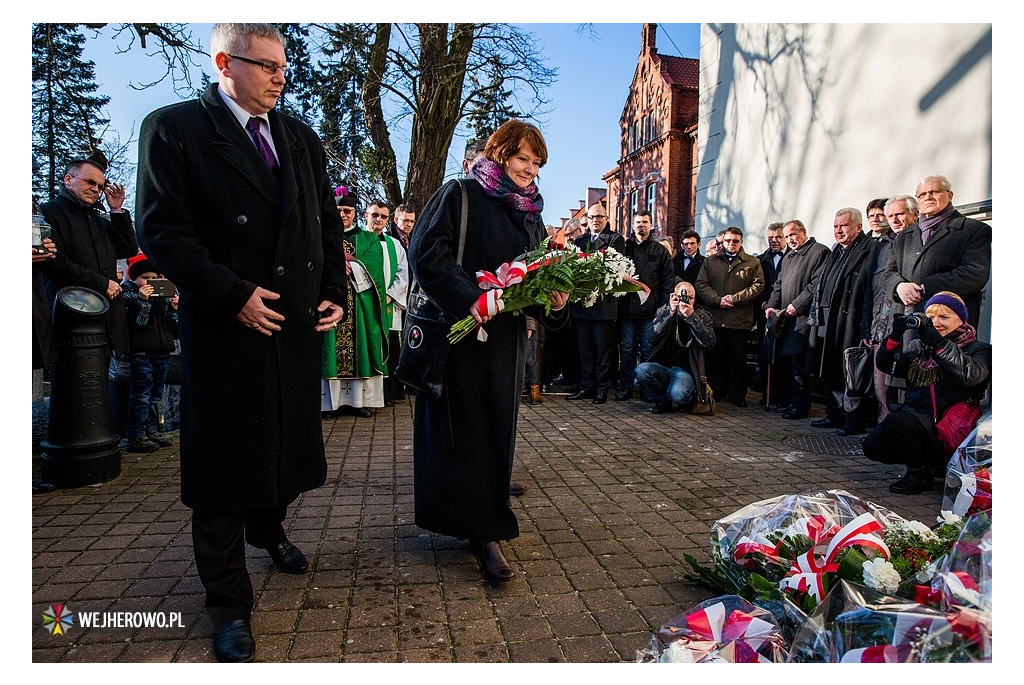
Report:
603,24,699,245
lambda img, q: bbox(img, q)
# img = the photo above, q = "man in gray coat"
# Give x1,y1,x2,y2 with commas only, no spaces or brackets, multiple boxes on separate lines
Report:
136,23,347,662
764,220,830,419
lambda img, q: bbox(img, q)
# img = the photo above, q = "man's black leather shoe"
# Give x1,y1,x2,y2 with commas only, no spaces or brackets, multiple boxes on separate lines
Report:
729,399,748,408
566,391,594,401
810,417,840,428
592,393,608,404
214,619,255,663
775,404,794,414
614,390,632,401
266,540,309,574
888,470,933,495
782,409,809,420
836,422,865,436
651,403,673,414
510,481,526,497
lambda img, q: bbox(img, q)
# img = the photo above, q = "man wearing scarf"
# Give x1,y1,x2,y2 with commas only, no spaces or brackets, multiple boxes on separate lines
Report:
321,190,389,418
881,175,991,330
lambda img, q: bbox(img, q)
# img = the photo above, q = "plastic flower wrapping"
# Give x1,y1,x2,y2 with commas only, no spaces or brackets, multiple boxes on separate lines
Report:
940,411,992,517
636,595,787,663
786,580,987,662
447,235,648,343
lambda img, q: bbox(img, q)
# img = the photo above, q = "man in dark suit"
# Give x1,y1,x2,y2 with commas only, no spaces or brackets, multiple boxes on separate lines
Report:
808,208,878,435
568,203,626,404
672,229,705,290
881,174,991,330
135,24,347,663
754,222,788,407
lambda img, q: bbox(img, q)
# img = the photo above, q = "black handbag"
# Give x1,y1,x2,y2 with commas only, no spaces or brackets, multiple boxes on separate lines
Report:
686,338,715,416
394,182,468,400
843,343,874,399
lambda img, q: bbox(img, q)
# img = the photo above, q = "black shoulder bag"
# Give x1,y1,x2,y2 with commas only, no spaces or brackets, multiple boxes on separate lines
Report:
394,182,468,400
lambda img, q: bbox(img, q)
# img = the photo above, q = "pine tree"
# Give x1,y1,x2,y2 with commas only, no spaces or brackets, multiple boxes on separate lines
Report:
32,23,111,201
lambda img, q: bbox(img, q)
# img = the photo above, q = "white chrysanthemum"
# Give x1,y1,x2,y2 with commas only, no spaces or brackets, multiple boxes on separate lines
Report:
862,558,901,594
898,520,939,542
937,510,963,526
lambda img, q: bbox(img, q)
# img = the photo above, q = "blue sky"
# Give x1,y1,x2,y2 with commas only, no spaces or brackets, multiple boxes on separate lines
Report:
79,23,700,229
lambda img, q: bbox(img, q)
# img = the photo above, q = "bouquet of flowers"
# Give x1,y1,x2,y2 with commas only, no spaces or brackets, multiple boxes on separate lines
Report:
682,490,905,614
636,595,787,663
940,411,992,517
447,233,649,343
787,580,984,662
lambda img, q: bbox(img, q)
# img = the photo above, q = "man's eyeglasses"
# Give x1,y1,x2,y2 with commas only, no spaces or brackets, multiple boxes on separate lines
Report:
586,214,607,220
721,238,741,244
339,208,355,214
70,175,107,190
229,54,289,76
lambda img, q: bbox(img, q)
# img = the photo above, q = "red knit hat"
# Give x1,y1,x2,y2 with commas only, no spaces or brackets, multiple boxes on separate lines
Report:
126,253,159,280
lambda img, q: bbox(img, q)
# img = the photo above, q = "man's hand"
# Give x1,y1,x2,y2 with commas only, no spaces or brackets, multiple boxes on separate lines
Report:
720,294,734,309
784,304,798,317
237,287,285,336
315,300,344,332
896,281,925,306
103,182,126,213
106,279,123,299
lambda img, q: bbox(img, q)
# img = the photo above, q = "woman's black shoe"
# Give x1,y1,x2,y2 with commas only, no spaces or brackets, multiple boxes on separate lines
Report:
469,540,516,583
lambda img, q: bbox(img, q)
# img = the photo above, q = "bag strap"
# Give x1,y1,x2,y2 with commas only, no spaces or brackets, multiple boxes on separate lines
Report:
929,383,938,424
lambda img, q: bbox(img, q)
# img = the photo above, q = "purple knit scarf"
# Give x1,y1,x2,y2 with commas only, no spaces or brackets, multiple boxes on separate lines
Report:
471,157,544,218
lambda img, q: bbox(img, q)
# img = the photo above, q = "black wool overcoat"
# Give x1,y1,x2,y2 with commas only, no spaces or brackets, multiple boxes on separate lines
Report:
135,84,348,511
408,179,547,542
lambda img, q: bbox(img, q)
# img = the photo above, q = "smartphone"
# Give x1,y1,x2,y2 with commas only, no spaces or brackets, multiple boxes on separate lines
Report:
147,278,177,298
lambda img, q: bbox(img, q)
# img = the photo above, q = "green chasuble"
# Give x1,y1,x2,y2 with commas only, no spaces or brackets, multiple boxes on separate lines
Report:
322,227,388,379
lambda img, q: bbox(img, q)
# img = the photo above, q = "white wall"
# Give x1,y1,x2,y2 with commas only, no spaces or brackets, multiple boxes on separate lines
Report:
695,23,992,254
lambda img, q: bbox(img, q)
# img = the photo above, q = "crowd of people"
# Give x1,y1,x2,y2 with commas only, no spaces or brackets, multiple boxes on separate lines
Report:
31,23,993,664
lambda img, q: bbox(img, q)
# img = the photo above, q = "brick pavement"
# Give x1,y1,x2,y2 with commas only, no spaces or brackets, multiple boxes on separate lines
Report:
32,390,941,663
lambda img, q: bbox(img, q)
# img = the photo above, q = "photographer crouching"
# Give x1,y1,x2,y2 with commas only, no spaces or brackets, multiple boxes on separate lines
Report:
634,280,716,413
862,291,990,494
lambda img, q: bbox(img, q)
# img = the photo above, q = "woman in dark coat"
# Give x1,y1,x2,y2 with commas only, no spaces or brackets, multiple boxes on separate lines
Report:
862,291,990,494
408,120,567,583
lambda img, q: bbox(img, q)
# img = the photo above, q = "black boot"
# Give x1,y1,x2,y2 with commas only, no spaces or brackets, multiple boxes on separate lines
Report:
888,467,933,495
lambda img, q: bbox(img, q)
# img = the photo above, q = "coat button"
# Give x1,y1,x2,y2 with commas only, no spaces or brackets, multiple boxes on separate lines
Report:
237,215,248,224
307,307,315,316
307,261,314,271
276,266,285,275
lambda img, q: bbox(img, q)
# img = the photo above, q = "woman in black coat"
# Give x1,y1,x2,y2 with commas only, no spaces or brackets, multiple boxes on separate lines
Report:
862,291,990,494
408,120,567,583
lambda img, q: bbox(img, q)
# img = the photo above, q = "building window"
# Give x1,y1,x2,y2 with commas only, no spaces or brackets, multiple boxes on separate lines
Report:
630,189,639,222
647,184,656,225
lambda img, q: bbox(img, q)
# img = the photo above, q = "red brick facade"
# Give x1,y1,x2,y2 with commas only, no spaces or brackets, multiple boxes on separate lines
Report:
604,24,699,245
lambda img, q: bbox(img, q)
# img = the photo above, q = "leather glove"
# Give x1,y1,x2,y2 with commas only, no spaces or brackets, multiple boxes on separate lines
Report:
888,315,909,341
917,316,946,347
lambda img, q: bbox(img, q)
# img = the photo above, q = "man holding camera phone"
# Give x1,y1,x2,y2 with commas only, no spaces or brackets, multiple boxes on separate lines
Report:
635,281,716,414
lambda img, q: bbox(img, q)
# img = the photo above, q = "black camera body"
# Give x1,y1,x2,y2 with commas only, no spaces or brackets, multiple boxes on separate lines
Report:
678,291,690,304
894,312,928,329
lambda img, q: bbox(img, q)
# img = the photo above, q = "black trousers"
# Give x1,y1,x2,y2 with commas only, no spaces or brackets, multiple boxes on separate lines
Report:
192,497,293,628
383,330,405,402
708,327,750,404
576,318,616,395
862,410,943,470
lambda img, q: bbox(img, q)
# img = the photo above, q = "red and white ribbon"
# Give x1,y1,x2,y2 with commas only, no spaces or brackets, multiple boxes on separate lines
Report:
476,260,527,290
779,513,890,602
734,515,839,568
684,602,778,652
841,645,899,663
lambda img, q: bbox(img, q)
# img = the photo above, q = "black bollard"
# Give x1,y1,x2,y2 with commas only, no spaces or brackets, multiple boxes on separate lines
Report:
40,287,122,487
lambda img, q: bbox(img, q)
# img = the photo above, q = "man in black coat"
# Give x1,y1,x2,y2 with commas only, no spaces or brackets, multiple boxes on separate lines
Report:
808,208,878,435
616,210,674,400
568,203,626,404
135,24,347,663
40,159,138,357
880,174,991,330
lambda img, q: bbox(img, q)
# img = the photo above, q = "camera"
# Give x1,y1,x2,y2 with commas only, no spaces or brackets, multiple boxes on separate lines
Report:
678,291,690,304
894,312,928,329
